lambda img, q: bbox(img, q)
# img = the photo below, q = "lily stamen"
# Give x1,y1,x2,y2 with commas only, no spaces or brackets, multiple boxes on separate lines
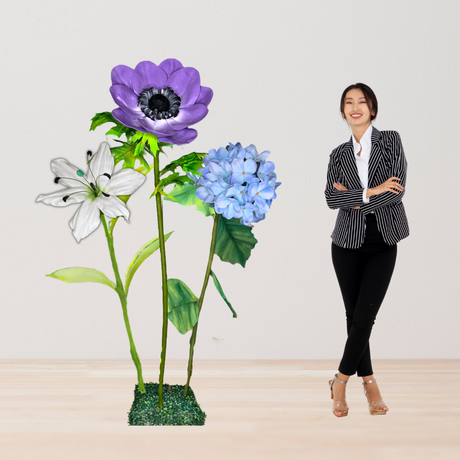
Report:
61,190,86,202
86,157,98,184
55,176,89,188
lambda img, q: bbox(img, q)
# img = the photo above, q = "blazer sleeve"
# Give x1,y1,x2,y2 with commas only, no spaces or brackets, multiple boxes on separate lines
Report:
360,131,407,215
324,151,366,210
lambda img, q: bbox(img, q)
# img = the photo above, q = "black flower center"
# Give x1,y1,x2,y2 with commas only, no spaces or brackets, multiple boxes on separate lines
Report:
149,94,170,112
138,87,181,121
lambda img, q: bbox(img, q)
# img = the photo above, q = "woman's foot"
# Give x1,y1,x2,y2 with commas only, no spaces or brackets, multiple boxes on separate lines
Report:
362,376,389,414
330,372,350,417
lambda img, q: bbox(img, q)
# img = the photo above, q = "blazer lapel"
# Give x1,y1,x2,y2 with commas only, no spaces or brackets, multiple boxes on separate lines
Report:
340,139,362,190
367,126,383,187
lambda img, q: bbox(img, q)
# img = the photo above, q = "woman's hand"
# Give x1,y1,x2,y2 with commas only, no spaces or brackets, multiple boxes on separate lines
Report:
368,177,403,197
333,183,360,209
333,182,348,192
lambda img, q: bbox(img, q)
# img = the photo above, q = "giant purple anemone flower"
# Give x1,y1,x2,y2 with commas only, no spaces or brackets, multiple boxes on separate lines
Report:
110,59,213,145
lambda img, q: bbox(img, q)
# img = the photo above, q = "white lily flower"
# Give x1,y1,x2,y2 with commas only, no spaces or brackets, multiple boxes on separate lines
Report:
37,142,146,242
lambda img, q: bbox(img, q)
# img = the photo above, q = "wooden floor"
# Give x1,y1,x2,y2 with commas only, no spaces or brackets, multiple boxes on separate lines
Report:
1,360,459,460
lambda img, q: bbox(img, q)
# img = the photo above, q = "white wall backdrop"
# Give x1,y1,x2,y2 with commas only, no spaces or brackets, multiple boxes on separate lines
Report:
1,0,459,360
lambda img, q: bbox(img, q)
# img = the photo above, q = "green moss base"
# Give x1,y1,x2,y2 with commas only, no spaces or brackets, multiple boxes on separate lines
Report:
128,382,206,426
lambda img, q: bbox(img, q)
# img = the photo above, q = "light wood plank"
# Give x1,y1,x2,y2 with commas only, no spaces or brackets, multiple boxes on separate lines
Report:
0,360,459,460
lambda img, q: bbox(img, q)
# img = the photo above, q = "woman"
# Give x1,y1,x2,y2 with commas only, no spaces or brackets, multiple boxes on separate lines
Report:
324,83,409,417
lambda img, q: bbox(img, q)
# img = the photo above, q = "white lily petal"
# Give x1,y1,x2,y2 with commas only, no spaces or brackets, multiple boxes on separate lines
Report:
96,195,130,220
113,161,124,174
36,186,88,207
105,169,146,196
69,207,79,230
87,142,114,181
71,199,101,242
51,159,85,188
97,175,110,190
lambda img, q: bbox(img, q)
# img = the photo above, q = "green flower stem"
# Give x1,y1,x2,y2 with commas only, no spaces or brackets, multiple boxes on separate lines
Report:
184,213,220,397
153,153,169,408
101,213,146,394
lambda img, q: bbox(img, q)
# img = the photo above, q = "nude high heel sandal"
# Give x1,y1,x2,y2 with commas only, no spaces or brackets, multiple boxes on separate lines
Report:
362,379,389,415
328,373,349,417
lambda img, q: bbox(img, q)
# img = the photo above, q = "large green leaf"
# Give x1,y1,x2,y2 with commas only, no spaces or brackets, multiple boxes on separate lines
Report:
210,270,237,318
163,183,214,217
125,232,173,295
167,279,199,334
214,217,258,267
46,267,116,290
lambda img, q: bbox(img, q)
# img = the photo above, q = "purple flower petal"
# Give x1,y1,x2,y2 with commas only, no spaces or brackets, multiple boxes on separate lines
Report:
132,61,167,96
195,86,213,106
110,85,143,119
159,58,183,77
111,65,134,87
167,104,208,130
158,128,197,145
112,108,146,132
138,117,176,135
165,67,201,107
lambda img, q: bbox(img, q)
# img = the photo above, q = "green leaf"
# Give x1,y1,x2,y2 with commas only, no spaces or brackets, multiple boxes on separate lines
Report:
149,173,193,199
46,267,116,290
135,164,154,176
133,136,147,158
143,133,159,155
167,279,199,334
125,231,173,295
131,131,144,143
131,132,159,157
163,183,214,217
210,270,237,318
214,217,258,267
160,152,206,176
111,140,137,168
89,112,136,138
89,112,117,132
105,124,133,138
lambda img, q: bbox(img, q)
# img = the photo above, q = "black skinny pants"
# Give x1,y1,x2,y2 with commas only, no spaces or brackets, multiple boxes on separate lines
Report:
331,214,397,377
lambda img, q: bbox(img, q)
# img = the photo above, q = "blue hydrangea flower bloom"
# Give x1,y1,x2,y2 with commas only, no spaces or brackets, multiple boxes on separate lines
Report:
194,142,280,226
231,158,257,185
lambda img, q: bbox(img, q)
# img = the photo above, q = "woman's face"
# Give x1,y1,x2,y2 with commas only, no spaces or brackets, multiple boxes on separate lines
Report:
342,88,375,127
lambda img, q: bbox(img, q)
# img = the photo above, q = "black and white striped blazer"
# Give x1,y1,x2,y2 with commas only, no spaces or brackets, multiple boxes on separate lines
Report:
325,126,409,248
